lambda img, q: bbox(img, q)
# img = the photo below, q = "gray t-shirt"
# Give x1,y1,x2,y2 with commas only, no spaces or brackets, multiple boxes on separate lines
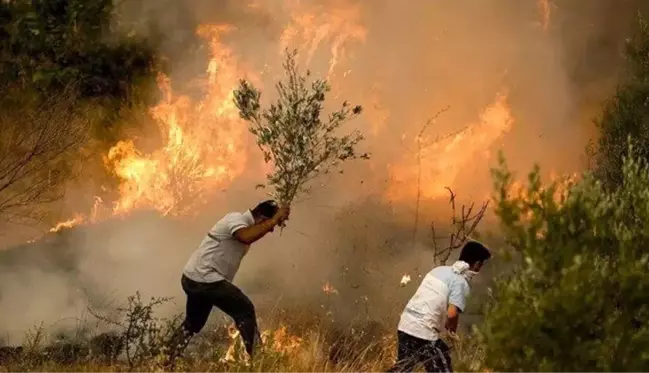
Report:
183,210,254,283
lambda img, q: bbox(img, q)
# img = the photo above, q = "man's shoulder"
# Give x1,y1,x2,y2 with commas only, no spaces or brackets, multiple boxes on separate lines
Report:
214,210,254,231
430,266,469,286
430,265,452,277
218,211,250,222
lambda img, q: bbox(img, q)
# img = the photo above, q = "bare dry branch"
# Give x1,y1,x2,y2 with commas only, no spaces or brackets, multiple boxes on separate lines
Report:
431,187,490,265
0,85,89,226
411,106,450,245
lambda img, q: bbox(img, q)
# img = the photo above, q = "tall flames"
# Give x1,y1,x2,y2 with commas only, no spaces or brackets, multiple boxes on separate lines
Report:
47,1,369,233
385,91,515,202
50,24,255,232
279,0,366,78
45,1,568,236
105,25,252,217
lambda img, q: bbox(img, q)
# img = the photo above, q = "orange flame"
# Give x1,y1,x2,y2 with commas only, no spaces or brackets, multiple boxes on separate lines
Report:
221,323,303,363
104,25,252,217
279,0,366,77
386,91,514,202
539,0,551,31
322,281,339,295
49,214,85,233
47,9,363,233
48,197,103,233
266,325,303,355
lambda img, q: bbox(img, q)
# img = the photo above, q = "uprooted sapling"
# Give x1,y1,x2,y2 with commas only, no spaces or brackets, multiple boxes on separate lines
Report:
233,49,369,225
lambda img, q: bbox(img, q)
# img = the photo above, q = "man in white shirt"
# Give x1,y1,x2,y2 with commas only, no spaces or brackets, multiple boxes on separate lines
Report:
389,241,491,372
167,200,289,362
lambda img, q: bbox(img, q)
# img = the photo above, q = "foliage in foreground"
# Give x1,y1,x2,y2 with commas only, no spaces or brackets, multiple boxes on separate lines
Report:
233,49,368,207
481,143,649,371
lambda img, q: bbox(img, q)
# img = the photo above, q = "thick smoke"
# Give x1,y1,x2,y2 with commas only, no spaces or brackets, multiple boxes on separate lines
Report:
0,0,643,343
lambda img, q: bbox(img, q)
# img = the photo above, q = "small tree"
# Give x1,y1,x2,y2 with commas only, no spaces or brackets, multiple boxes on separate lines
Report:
233,49,368,208
0,85,88,226
480,142,649,371
590,12,649,189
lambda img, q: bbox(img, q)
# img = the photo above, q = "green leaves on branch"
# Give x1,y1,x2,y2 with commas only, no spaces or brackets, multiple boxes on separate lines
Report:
234,49,368,206
481,140,649,371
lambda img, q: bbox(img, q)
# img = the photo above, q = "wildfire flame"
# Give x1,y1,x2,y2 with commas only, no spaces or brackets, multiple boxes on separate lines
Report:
400,274,411,286
49,197,103,233
322,281,339,295
506,171,580,207
105,25,251,217
221,323,302,363
279,0,366,77
221,324,244,364
263,325,303,355
44,0,367,235
49,214,85,233
539,0,551,32
386,91,515,202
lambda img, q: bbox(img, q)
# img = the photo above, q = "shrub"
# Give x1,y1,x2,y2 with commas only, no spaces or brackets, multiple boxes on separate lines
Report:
590,13,649,189
481,142,649,371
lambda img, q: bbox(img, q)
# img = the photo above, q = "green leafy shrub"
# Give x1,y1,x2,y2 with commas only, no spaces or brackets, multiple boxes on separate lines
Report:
481,142,649,371
590,13,649,189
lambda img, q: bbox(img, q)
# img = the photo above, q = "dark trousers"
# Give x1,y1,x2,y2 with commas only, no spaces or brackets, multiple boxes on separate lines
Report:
167,275,259,361
388,331,453,373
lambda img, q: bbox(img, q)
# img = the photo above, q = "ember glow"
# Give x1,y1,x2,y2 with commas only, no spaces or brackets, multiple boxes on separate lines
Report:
322,281,339,295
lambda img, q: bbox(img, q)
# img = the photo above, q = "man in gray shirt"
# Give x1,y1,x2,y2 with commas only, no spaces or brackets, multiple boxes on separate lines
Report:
167,200,289,362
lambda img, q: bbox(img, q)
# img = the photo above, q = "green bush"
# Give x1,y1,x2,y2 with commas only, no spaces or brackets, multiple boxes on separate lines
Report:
0,0,159,100
591,13,649,189
481,142,649,371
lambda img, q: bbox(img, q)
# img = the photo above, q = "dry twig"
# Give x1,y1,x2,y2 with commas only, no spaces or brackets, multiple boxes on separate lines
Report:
431,187,489,265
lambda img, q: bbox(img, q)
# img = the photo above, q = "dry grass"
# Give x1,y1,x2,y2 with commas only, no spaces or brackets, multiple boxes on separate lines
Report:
0,315,486,372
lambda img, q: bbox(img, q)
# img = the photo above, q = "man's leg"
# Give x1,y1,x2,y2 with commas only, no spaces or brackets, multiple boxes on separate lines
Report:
166,276,213,362
209,281,260,358
422,339,453,373
388,331,426,372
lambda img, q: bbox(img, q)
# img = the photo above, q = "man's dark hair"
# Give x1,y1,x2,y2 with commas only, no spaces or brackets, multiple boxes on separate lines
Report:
251,200,279,219
458,240,491,266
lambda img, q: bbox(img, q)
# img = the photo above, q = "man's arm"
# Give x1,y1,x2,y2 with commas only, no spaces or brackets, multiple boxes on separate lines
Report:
233,207,289,245
233,217,279,245
446,279,469,335
445,304,461,334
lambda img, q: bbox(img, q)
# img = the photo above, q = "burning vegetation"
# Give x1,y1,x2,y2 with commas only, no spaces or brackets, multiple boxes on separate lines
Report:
2,0,649,371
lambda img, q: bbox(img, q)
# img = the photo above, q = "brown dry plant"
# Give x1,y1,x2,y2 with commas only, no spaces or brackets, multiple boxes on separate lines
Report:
0,85,89,226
